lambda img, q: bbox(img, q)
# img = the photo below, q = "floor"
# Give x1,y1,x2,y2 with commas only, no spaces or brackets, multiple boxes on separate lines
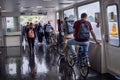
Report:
0,42,117,80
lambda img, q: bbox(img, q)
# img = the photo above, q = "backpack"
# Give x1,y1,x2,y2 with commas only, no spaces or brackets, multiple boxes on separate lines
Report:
77,21,90,40
34,24,38,31
39,27,43,33
66,21,73,34
28,29,34,38
45,24,52,32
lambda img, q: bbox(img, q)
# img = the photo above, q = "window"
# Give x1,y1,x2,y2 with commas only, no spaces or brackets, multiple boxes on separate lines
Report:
55,12,59,31
64,8,75,20
107,5,119,46
78,2,101,40
56,12,59,20
6,17,20,32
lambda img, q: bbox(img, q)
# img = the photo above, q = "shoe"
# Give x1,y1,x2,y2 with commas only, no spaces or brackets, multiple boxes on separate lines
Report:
69,54,77,61
72,54,77,58
87,61,91,67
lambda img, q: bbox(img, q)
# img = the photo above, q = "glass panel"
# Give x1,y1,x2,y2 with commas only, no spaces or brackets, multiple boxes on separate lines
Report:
6,17,20,32
56,12,59,20
20,15,46,27
107,5,119,46
78,2,101,40
64,8,75,20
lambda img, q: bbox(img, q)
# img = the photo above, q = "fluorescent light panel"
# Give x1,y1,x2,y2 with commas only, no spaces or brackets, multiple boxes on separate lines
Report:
1,10,7,12
42,0,52,1
36,6,43,8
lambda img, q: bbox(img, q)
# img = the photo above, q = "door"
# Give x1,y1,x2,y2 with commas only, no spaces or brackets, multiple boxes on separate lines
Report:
105,0,120,75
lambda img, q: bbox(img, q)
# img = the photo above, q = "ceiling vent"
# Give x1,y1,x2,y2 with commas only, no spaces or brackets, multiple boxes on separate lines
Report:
59,3,72,5
21,12,25,15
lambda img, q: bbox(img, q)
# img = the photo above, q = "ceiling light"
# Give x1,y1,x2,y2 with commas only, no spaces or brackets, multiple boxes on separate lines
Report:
33,10,38,12
45,6,55,8
1,10,7,12
20,7,27,11
36,6,42,8
43,0,52,1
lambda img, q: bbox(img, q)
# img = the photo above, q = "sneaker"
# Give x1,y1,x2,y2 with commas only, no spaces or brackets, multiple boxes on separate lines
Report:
68,54,77,61
72,54,77,58
87,61,91,67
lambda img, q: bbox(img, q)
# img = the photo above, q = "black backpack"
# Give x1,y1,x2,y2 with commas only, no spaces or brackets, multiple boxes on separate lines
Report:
77,21,90,40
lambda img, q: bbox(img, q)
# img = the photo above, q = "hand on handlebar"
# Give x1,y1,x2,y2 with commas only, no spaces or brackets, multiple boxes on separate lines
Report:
96,41,100,46
52,29,54,32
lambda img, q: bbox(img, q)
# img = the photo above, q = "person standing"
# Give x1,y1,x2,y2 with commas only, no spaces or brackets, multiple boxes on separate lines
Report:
37,22,44,45
26,23,36,53
44,21,54,43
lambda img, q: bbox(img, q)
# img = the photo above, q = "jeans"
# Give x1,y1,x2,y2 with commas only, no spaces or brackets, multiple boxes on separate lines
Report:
27,38,35,51
67,39,89,55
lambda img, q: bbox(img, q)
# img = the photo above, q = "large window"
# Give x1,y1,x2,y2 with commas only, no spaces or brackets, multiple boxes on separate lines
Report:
20,15,45,26
107,5,119,46
64,8,75,20
78,2,101,40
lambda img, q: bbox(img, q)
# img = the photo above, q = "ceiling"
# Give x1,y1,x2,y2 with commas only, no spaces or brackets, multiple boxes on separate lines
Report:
0,0,86,13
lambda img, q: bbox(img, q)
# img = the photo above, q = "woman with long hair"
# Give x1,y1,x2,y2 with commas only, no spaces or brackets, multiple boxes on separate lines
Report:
26,22,36,52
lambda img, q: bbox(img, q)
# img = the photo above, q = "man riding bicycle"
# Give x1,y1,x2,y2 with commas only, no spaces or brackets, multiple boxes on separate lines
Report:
67,13,100,58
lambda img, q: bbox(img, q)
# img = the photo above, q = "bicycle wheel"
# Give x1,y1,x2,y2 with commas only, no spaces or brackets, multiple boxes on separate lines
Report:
79,57,89,78
59,62,76,80
67,66,76,80
47,46,52,57
67,52,75,67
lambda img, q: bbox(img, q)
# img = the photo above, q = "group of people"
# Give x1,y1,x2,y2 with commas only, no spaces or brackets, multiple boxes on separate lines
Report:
22,12,100,60
22,21,54,51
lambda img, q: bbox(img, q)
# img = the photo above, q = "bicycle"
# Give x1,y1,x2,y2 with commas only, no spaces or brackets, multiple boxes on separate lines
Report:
47,44,58,65
67,45,90,79
46,32,57,45
58,54,76,80
57,38,76,80
46,32,58,65
57,35,90,79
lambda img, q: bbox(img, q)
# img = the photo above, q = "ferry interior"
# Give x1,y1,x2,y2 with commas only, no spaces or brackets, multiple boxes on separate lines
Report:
0,0,120,80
